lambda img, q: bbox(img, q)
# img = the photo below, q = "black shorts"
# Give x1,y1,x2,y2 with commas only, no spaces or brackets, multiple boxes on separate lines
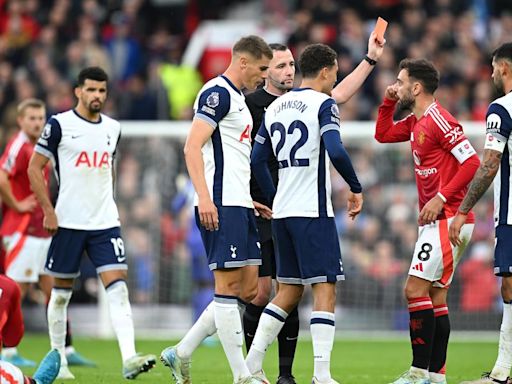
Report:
259,238,276,278
256,216,276,278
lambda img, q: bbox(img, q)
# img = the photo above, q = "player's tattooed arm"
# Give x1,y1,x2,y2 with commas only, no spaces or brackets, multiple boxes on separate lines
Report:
458,149,501,214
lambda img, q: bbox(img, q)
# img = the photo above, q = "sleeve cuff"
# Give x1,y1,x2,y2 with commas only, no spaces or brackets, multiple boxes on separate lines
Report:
383,97,398,106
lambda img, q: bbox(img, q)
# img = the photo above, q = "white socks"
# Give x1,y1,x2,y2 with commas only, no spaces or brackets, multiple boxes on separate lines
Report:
1,347,18,358
246,303,288,374
214,295,251,382
106,280,136,362
492,302,512,381
311,311,335,383
47,288,72,366
177,301,216,359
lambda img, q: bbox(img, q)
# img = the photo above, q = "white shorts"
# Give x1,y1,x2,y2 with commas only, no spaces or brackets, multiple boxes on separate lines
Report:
0,360,25,383
409,217,474,288
4,234,52,283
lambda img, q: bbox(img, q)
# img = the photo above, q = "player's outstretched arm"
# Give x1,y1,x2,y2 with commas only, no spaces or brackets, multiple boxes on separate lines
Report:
331,31,385,105
184,118,218,231
28,152,58,235
449,148,501,246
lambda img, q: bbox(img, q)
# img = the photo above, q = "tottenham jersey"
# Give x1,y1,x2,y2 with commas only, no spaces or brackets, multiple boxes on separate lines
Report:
35,110,121,230
193,75,253,208
485,92,512,226
258,88,340,218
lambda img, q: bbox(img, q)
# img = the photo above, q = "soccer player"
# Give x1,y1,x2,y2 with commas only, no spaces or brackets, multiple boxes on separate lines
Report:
449,43,512,384
160,35,272,384
27,67,156,380
375,58,480,384
247,43,363,384
0,99,94,368
0,273,61,384
244,33,384,384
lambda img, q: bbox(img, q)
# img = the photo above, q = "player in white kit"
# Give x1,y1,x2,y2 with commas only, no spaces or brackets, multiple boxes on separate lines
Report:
160,36,273,384
450,42,512,384
247,43,363,384
27,67,155,380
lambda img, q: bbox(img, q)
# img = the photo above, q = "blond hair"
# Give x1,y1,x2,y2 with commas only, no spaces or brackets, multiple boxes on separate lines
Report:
17,98,45,117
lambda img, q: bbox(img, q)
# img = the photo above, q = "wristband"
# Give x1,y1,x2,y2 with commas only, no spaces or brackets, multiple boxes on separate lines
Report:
364,55,377,65
436,192,447,203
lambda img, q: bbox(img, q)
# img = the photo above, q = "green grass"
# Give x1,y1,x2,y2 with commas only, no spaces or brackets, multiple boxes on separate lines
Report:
18,334,497,383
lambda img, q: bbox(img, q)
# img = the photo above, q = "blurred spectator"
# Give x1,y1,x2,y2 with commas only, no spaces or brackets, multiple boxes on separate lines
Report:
117,73,159,120
459,242,499,312
104,12,141,84
159,39,202,120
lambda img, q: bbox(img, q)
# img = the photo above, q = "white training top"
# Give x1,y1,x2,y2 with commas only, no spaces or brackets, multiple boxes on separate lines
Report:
35,109,121,230
257,88,341,218
193,75,254,208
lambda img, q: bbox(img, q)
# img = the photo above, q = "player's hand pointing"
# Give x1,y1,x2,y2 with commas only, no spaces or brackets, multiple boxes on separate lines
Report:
198,196,219,231
347,192,363,220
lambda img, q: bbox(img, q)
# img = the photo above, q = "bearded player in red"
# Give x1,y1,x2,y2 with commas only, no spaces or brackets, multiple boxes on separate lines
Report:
375,58,480,384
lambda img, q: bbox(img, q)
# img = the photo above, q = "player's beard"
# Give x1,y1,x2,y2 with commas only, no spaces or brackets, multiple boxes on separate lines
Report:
494,74,505,96
88,100,103,113
397,94,415,111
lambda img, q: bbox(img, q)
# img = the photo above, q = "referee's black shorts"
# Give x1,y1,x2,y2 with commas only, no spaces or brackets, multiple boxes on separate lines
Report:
256,216,276,278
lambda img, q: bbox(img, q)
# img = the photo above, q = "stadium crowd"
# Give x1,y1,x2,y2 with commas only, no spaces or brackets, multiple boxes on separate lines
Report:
0,0,507,326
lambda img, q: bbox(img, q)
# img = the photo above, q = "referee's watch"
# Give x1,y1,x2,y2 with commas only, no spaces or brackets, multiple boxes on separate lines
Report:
364,55,377,65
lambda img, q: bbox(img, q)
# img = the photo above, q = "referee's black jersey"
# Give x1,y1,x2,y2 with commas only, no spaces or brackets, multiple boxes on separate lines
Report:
246,88,279,207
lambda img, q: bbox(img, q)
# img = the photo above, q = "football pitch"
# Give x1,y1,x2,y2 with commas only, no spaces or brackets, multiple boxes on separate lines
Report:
20,334,496,383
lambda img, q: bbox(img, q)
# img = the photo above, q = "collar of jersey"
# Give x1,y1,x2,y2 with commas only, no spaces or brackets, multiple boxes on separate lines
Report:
73,109,103,124
220,75,242,95
291,87,312,92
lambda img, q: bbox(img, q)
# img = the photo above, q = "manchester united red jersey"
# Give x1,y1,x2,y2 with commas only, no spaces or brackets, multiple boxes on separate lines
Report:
376,99,477,222
0,131,49,237
0,274,23,349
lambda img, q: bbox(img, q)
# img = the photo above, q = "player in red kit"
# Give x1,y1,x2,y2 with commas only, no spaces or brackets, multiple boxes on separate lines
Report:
0,274,61,384
0,99,94,367
375,59,480,384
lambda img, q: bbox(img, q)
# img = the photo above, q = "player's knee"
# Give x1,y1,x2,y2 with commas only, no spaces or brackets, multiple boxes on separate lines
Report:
215,279,241,297
251,278,272,306
50,288,72,307
240,283,258,303
404,285,423,301
501,277,512,301
251,288,270,306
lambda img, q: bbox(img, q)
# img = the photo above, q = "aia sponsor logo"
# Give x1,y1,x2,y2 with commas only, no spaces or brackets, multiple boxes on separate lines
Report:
75,151,110,168
239,124,251,142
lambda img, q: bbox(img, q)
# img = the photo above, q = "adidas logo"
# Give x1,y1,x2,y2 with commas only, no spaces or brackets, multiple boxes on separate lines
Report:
412,262,423,272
